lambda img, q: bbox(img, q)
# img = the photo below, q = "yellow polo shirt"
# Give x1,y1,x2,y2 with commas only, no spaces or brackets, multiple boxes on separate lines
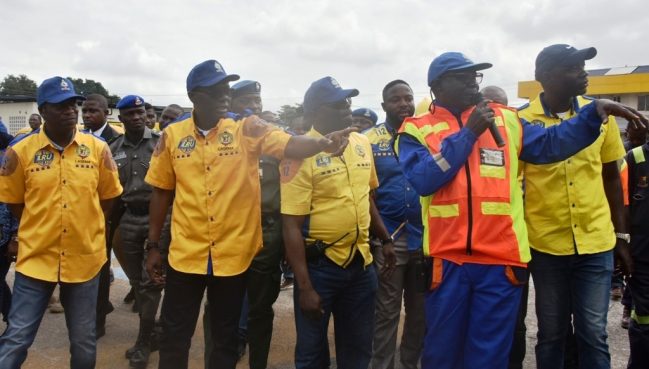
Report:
280,129,378,268
519,94,625,255
145,114,291,276
0,128,122,282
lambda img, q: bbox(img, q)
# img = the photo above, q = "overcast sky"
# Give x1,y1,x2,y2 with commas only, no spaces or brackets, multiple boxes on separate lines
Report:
3,0,647,118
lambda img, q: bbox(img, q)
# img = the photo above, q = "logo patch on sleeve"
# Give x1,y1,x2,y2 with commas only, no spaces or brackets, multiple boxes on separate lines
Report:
480,148,505,167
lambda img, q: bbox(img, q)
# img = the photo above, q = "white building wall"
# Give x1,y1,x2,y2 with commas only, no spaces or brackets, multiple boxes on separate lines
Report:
0,102,38,135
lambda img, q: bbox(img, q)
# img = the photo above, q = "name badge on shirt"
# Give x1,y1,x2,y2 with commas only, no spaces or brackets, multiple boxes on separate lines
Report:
480,148,505,167
113,151,127,161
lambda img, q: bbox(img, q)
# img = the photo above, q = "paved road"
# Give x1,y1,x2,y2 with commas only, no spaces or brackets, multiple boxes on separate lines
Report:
1,268,632,369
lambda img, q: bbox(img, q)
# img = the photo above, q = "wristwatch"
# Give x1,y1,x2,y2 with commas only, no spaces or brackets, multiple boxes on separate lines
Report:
615,232,631,244
380,236,394,246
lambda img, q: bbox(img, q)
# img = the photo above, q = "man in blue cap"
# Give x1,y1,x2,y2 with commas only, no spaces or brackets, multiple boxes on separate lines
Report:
109,94,167,369
0,77,123,368
394,52,647,369
352,108,378,131
519,44,631,369
202,79,286,368
144,61,354,369
281,76,396,369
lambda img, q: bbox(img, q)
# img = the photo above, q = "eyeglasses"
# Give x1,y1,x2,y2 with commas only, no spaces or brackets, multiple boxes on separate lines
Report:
446,72,483,85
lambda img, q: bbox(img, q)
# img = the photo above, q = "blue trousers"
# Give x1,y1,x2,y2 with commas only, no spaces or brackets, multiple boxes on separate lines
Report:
529,249,613,369
294,255,377,369
0,272,99,369
422,260,523,369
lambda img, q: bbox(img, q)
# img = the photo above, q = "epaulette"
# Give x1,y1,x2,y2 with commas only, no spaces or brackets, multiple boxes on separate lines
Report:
517,102,530,111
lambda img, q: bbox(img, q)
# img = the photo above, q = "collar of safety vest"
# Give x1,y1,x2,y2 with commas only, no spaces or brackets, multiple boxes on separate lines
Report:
535,93,582,118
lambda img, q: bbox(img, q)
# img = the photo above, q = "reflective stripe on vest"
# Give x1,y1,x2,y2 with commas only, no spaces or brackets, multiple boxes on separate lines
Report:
398,103,529,265
631,309,649,325
632,146,646,164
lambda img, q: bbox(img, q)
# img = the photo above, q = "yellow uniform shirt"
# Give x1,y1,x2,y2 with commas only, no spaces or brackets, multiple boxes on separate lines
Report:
145,114,291,276
14,126,33,136
519,94,625,255
280,129,378,268
0,128,122,282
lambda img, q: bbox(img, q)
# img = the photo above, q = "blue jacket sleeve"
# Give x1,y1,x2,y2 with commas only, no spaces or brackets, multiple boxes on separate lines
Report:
397,127,477,196
519,102,603,164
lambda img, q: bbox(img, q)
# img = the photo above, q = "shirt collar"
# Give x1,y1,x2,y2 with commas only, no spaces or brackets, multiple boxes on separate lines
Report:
535,93,581,118
123,127,153,147
91,122,108,137
37,126,80,151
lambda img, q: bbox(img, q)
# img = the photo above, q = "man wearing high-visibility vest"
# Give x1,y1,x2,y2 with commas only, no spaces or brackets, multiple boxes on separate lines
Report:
394,52,647,369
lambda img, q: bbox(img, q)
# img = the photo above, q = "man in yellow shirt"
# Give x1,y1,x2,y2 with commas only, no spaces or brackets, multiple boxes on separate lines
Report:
144,60,352,369
0,77,122,369
281,76,396,369
519,44,632,369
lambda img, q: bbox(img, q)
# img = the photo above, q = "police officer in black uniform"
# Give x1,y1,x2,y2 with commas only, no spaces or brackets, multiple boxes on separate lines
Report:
626,139,649,369
110,95,166,369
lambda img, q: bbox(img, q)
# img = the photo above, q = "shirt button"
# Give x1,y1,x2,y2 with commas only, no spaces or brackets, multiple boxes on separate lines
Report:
567,160,571,164
210,216,214,221
62,179,66,184
206,166,210,171
133,154,138,159
63,229,67,233
569,182,573,186
208,191,212,196
133,171,138,175
61,154,65,159
63,204,67,208
211,241,215,246
61,251,65,256
573,224,577,228
572,203,575,207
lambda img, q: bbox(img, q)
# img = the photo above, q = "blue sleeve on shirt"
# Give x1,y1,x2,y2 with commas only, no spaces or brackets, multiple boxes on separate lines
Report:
397,127,477,196
519,102,603,164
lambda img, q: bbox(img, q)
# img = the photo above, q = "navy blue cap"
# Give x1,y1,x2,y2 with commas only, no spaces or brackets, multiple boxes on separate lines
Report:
352,108,378,124
427,52,492,86
186,60,240,92
116,95,146,110
37,77,85,107
536,44,597,73
231,80,261,99
303,76,359,114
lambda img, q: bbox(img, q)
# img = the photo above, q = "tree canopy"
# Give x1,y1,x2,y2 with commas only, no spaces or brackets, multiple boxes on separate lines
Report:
0,74,38,96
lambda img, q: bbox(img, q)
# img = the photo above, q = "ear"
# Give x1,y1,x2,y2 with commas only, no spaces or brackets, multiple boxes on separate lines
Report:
381,101,387,113
187,91,198,104
117,114,124,124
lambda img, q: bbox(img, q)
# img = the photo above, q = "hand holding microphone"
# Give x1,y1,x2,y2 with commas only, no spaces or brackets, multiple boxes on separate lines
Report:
466,93,506,147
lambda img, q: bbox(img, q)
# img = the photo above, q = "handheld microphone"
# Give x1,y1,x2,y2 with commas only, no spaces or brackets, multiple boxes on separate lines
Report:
474,92,506,148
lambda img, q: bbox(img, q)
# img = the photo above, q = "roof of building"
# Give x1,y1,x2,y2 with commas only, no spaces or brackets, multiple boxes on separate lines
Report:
587,65,649,76
0,95,37,103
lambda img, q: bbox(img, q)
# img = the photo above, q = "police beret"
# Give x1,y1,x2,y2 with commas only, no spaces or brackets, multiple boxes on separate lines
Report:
231,80,261,99
116,95,146,110
352,108,378,124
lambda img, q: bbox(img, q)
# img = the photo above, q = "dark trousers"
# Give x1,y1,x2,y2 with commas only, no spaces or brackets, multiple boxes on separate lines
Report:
0,247,12,322
246,267,281,369
628,237,649,368
159,266,247,369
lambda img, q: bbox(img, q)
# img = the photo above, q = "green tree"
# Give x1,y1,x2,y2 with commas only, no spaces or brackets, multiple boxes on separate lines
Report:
67,77,121,105
0,74,38,96
277,103,303,125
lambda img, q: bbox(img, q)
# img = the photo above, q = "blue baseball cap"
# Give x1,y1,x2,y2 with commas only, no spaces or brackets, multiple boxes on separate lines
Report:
116,95,146,110
427,52,492,86
37,77,85,107
186,59,240,92
231,80,261,99
535,44,597,74
352,108,378,124
303,76,359,114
